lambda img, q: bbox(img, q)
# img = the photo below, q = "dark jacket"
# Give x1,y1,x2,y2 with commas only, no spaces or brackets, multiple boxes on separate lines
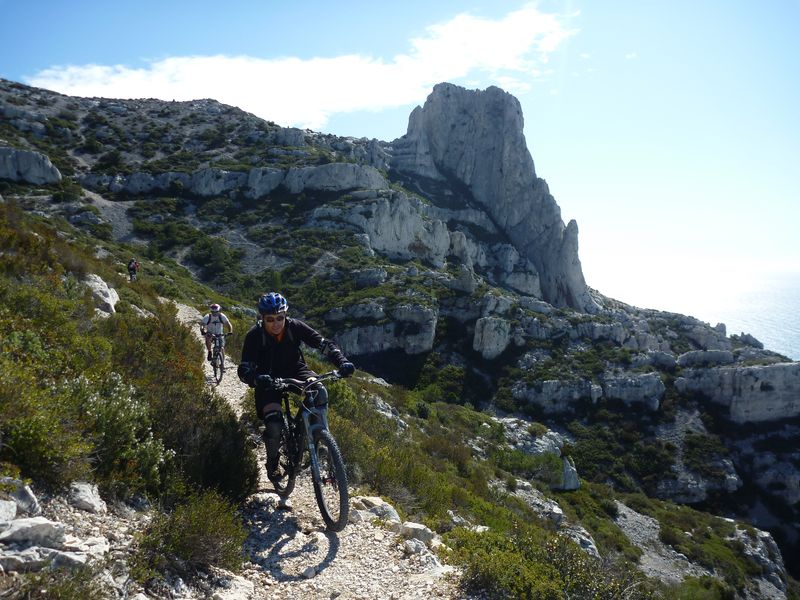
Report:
240,317,348,383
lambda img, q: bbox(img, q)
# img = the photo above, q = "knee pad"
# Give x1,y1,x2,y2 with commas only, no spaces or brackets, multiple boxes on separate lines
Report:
262,412,283,459
262,411,282,437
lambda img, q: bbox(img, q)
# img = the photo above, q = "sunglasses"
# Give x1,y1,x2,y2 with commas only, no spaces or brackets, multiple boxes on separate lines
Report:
264,315,286,323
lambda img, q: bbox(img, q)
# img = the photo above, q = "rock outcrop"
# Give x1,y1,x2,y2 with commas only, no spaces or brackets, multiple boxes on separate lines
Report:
331,302,438,356
80,162,388,199
390,83,597,313
0,147,62,184
676,362,800,423
82,273,120,315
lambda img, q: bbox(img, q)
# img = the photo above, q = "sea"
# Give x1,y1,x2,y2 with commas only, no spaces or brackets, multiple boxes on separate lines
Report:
595,269,800,361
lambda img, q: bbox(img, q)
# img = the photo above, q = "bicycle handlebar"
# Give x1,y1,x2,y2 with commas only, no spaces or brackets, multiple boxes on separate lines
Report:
255,370,342,392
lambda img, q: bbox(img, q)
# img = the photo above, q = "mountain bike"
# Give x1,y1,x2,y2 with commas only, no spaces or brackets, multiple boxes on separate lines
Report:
256,371,349,532
210,333,230,383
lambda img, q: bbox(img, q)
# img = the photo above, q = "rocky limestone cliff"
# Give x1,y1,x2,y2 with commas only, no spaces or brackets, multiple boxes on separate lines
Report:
390,83,596,313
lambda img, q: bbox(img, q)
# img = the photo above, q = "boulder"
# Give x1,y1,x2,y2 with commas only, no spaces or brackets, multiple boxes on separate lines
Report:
553,456,581,491
69,481,107,514
473,317,511,359
0,478,40,516
82,273,119,315
0,517,65,547
0,147,61,184
401,522,436,546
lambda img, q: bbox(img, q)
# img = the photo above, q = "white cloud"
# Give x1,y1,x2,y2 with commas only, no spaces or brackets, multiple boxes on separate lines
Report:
27,4,576,130
625,52,638,60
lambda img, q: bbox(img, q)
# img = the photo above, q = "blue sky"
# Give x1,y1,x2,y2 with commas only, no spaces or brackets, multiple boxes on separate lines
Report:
1,0,799,331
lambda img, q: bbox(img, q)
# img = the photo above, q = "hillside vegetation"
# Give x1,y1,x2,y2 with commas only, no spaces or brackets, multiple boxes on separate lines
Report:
2,194,795,598
1,78,798,599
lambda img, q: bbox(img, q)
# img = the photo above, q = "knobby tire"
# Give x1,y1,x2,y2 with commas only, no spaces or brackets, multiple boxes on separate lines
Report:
312,429,349,532
272,417,297,497
211,352,221,383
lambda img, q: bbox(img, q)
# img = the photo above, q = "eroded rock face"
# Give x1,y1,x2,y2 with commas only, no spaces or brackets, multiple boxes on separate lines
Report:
473,317,511,359
512,378,603,414
0,147,61,184
312,193,451,268
333,303,437,356
675,362,800,423
80,162,389,199
602,373,665,411
390,83,596,313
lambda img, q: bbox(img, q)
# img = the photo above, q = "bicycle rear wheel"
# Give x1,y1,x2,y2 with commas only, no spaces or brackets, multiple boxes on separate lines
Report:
272,420,297,496
311,430,349,532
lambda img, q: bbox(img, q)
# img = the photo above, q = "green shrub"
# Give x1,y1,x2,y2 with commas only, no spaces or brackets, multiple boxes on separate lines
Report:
528,422,549,438
0,204,257,500
446,526,657,599
94,149,128,174
132,489,247,580
683,432,728,480
673,576,736,600
492,448,562,486
99,305,259,501
67,373,169,496
9,563,112,599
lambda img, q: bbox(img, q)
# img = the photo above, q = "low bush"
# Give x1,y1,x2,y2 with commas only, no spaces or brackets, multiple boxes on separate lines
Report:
446,525,657,599
132,489,248,581
7,563,112,599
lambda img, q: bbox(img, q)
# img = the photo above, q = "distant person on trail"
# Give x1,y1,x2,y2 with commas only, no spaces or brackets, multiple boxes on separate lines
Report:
237,292,355,484
200,303,233,361
127,258,140,281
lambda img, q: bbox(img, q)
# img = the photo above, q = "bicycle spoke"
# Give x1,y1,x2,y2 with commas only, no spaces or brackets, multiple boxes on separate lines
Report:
312,430,349,531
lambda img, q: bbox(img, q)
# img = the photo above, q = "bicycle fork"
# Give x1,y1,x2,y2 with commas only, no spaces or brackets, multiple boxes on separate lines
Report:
301,407,330,482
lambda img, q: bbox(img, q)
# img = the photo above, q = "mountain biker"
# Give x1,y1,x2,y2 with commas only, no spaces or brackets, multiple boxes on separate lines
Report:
200,303,233,361
236,292,355,484
127,258,140,282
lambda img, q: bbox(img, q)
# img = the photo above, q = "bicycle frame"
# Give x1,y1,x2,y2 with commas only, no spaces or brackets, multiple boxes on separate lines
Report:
284,386,330,472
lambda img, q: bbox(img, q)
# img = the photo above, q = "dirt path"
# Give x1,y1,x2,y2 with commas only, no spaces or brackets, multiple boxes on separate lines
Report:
174,302,468,599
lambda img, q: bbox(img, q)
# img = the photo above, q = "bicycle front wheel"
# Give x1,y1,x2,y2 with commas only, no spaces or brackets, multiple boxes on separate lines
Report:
212,353,221,383
272,420,297,497
311,430,349,532
217,351,225,382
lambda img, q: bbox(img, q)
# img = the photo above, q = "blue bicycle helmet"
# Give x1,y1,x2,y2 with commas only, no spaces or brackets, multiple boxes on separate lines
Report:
258,292,288,315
